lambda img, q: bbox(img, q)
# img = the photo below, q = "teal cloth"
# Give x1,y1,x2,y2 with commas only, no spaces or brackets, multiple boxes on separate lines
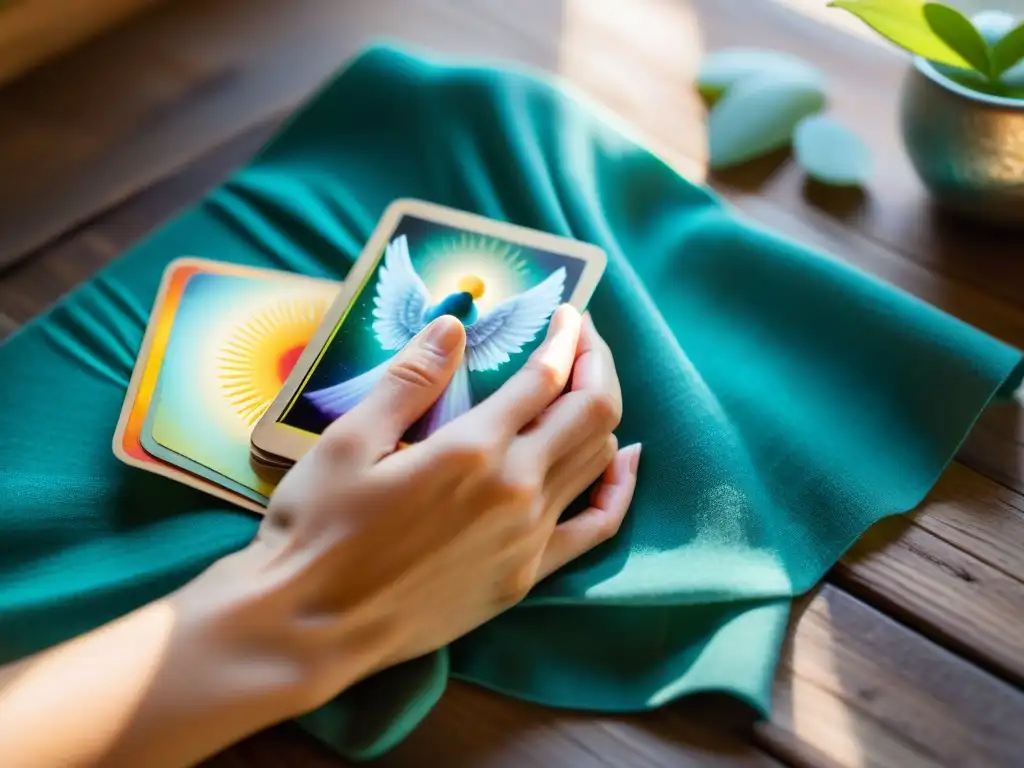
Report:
2,45,1021,760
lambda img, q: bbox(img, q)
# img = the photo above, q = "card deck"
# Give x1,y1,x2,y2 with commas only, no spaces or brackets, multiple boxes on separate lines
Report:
250,444,291,467
253,198,607,466
115,201,607,513
140,389,270,505
112,258,340,513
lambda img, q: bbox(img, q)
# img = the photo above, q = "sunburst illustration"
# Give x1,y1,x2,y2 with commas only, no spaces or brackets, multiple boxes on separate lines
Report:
419,232,531,313
217,295,330,426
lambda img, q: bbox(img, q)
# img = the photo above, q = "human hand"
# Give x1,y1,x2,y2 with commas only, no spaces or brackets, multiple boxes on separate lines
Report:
179,306,640,717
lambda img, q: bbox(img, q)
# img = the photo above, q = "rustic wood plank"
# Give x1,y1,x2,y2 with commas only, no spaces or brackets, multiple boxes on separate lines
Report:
209,583,1024,768
759,585,1024,768
0,0,571,271
208,584,1024,768
723,194,1024,352
961,401,1024,498
0,0,160,86
0,310,17,340
913,463,1024,584
470,0,708,182
206,685,775,768
0,116,280,322
835,467,1024,687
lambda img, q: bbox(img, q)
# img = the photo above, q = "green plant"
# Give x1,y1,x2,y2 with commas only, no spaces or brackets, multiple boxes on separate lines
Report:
829,2,1024,97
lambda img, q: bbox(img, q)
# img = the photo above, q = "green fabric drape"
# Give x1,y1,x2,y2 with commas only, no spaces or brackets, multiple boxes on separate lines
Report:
1,46,1020,760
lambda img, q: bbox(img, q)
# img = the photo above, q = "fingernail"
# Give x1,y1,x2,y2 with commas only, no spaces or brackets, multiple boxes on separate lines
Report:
628,443,642,473
422,316,463,355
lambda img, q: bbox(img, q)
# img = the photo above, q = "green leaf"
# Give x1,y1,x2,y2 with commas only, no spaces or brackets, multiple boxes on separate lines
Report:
828,0,971,69
708,71,827,169
697,49,824,100
793,115,872,187
923,3,992,77
992,21,1024,78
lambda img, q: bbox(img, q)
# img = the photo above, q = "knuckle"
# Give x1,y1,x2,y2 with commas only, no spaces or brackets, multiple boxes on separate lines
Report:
386,355,439,390
581,391,621,430
595,508,624,540
525,358,565,397
498,565,535,606
495,473,542,507
444,438,495,474
316,429,365,463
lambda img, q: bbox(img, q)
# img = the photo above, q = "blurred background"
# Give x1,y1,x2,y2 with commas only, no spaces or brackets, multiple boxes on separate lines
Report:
2,0,1024,313
4,0,1024,88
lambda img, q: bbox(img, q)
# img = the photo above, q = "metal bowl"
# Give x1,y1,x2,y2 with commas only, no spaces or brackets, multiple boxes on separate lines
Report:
900,56,1024,226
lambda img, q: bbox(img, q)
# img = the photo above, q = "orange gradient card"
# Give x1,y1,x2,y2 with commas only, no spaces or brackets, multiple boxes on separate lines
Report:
112,258,340,514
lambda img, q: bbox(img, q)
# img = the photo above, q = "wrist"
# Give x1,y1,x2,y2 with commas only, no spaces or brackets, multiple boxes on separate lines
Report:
175,540,392,720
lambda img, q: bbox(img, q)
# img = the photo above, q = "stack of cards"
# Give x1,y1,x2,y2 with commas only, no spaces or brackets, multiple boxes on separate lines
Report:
114,199,607,514
112,259,340,514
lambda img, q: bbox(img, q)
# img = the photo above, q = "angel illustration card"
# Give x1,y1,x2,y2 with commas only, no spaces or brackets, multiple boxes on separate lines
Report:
253,199,607,463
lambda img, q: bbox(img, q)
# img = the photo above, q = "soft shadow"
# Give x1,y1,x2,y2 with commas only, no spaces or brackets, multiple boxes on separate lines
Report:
709,148,792,193
250,456,288,486
834,514,913,571
374,683,764,768
959,400,1024,498
112,467,220,529
916,199,1024,309
801,177,867,220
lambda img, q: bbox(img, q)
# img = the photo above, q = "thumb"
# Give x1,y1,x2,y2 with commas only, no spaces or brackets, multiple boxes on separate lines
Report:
321,315,466,462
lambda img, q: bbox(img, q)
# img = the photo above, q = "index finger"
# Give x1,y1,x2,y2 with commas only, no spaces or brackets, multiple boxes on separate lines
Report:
519,312,622,462
468,304,582,435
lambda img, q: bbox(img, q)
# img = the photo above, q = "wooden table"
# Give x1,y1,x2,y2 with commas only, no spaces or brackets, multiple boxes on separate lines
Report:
2,1,1023,765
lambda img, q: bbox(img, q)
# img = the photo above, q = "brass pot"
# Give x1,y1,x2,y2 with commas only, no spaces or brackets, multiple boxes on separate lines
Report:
900,56,1024,226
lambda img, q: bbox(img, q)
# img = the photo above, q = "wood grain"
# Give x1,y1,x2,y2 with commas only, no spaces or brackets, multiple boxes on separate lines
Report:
207,689,775,768
0,0,160,86
839,516,1024,686
204,585,1024,768
760,586,1024,768
0,116,280,322
912,463,1024,584
0,0,571,271
961,401,1024,497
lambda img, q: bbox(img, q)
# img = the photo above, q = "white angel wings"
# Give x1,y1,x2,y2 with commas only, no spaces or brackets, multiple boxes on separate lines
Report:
371,234,433,351
304,234,567,428
371,234,566,370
